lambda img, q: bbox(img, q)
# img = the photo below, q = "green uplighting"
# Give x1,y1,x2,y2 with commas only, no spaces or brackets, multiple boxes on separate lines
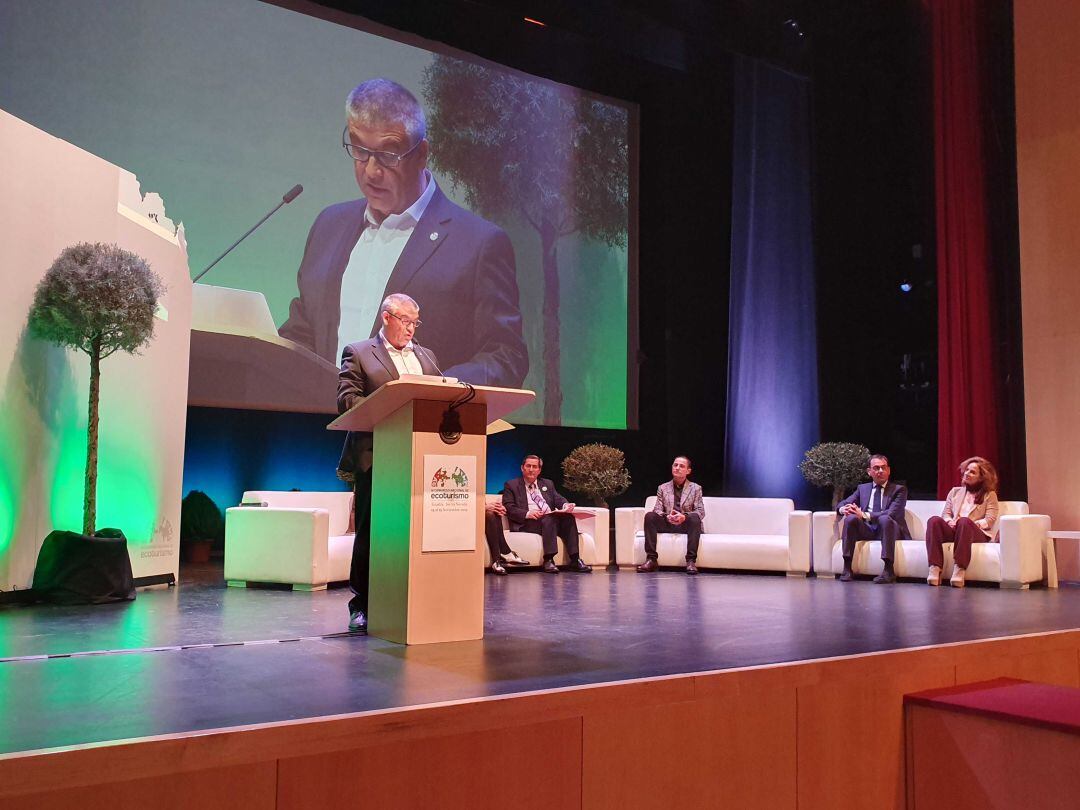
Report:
0,434,18,556
48,419,159,541
48,422,85,534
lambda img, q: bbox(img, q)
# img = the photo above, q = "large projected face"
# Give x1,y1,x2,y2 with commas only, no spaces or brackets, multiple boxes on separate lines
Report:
345,122,429,222
0,0,635,429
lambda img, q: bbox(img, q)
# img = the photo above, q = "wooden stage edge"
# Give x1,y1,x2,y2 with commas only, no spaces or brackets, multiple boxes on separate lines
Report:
4,628,1080,809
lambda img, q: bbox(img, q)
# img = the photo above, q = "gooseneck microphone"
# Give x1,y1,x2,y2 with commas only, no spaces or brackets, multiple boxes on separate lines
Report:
411,340,446,382
412,339,475,445
193,184,304,283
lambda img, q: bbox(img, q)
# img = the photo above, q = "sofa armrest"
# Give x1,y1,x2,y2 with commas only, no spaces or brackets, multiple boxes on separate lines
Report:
615,507,646,566
572,506,610,565
812,511,839,575
998,514,1053,587
788,511,812,573
224,507,330,586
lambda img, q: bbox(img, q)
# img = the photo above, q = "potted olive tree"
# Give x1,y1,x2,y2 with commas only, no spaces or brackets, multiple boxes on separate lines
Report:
27,242,164,603
562,443,631,564
561,443,632,509
798,442,871,510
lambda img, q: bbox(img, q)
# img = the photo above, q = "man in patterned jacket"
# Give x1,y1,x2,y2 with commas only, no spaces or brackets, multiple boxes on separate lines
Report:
636,456,706,575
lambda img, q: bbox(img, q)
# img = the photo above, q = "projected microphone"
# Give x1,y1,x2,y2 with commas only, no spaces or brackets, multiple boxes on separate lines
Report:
193,184,304,283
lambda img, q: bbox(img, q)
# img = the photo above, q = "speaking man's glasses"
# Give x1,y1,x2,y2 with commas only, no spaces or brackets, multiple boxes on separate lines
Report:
343,128,422,168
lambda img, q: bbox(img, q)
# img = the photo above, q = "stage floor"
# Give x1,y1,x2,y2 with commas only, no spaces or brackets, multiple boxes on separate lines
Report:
2,564,1078,756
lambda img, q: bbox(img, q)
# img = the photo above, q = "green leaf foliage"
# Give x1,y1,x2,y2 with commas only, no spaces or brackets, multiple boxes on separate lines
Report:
28,242,164,359
561,443,632,501
179,490,225,542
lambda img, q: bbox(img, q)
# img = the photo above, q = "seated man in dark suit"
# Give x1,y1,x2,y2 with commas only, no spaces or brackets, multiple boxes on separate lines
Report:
337,293,440,633
636,455,706,575
483,500,530,576
835,453,910,584
502,455,592,574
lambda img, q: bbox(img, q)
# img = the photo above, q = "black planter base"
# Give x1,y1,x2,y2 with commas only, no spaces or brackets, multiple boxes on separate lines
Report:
30,529,136,605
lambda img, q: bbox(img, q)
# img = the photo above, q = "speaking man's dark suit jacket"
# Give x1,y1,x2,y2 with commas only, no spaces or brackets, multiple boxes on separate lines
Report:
280,184,528,388
502,477,569,532
336,336,440,477
836,481,912,540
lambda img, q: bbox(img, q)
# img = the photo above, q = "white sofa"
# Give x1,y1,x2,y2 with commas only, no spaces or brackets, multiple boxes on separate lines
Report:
224,490,354,590
482,495,610,567
811,500,1057,588
614,497,811,574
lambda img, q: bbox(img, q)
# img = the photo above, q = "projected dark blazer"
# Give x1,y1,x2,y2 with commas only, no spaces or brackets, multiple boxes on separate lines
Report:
334,335,440,477
280,184,528,388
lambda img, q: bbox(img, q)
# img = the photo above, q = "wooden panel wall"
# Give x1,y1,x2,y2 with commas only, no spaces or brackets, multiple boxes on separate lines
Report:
2,630,1079,809
1014,0,1080,542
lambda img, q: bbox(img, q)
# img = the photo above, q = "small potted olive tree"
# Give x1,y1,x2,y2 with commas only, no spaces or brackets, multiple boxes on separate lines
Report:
562,443,631,564
561,443,632,509
27,242,164,603
798,442,870,510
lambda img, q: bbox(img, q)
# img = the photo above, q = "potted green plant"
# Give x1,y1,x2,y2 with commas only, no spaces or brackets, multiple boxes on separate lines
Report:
179,490,225,563
27,242,164,603
798,442,871,510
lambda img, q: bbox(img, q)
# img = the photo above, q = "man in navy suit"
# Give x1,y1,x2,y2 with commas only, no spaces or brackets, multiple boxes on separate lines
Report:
337,293,441,633
502,455,592,574
279,78,528,389
835,453,910,584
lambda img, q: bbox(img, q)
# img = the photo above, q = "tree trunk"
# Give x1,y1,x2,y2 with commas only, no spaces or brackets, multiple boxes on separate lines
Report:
591,496,608,509
540,211,562,424
832,485,844,512
83,339,101,535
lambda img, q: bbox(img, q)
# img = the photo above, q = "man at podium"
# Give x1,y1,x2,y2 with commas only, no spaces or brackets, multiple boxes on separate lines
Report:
279,77,528,389
337,293,440,633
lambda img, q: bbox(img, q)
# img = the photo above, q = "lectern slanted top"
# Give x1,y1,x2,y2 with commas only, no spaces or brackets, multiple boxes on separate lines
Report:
328,379,535,433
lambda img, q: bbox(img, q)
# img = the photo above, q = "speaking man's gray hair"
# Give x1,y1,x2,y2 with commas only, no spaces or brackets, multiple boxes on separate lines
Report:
346,78,427,145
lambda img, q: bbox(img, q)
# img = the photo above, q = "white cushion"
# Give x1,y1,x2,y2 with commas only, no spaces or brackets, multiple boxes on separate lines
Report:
632,532,792,571
644,495,794,535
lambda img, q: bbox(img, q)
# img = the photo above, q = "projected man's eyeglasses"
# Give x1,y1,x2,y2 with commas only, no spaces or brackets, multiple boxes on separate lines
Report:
342,128,422,168
389,312,422,329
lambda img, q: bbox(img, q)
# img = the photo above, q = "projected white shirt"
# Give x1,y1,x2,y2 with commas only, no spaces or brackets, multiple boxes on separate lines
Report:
336,171,437,363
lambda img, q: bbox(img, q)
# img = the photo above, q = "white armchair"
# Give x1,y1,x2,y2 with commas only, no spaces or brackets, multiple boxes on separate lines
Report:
811,500,1057,588
483,494,610,567
224,490,354,590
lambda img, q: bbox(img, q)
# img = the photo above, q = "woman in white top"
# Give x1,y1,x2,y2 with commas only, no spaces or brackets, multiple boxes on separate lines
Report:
925,456,999,588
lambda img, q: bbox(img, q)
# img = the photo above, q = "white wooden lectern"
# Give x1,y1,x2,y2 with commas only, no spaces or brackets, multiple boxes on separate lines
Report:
329,380,534,644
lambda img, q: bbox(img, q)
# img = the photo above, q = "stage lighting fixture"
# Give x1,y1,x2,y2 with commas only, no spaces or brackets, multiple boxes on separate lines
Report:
900,280,913,293
782,18,805,39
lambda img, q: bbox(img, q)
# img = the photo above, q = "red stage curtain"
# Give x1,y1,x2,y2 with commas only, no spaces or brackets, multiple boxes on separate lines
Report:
930,0,1002,496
